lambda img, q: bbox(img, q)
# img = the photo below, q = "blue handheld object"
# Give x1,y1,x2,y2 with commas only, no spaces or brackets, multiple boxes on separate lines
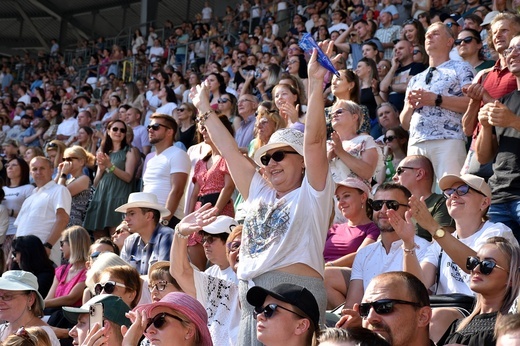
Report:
299,34,340,77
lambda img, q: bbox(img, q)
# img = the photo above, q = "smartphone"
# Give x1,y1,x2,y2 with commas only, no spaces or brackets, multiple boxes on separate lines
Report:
89,303,104,331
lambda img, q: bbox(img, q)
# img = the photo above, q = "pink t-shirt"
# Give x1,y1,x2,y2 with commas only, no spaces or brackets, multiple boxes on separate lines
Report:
323,222,380,262
54,264,87,307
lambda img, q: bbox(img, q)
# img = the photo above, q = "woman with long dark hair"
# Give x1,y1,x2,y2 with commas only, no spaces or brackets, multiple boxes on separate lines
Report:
2,157,34,264
83,120,138,238
207,73,227,110
155,86,178,116
356,57,382,138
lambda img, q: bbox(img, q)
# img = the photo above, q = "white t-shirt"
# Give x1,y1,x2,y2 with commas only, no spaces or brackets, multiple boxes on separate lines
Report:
56,117,79,137
351,236,431,289
238,172,334,280
194,270,240,346
202,6,213,20
3,184,35,236
155,103,177,117
329,134,384,183
142,146,191,220
205,265,239,285
144,93,162,128
423,221,517,295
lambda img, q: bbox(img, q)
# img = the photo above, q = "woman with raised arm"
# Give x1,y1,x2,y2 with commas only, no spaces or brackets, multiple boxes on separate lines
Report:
189,41,335,346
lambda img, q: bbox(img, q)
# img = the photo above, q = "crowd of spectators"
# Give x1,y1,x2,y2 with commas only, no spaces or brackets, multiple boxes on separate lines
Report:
0,0,520,345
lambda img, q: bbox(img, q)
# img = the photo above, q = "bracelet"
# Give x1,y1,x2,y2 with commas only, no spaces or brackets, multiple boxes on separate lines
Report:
197,110,214,125
174,224,189,239
105,165,116,173
402,243,419,254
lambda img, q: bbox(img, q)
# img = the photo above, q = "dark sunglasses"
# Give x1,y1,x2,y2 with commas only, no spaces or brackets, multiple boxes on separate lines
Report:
63,157,78,162
177,108,187,112
226,241,241,251
330,108,351,117
396,166,418,176
466,256,508,275
445,22,459,28
94,281,126,295
90,251,102,261
218,98,230,104
111,127,127,133
425,67,436,85
202,235,219,244
455,36,477,46
383,135,396,143
253,303,306,320
146,312,184,332
413,49,420,55
359,299,421,318
443,184,485,198
260,150,299,166
370,199,409,211
147,123,170,131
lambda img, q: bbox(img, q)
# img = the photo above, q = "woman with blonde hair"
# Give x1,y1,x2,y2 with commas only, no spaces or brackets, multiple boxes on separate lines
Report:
175,102,197,150
55,146,95,227
73,126,97,155
3,326,52,346
250,108,286,157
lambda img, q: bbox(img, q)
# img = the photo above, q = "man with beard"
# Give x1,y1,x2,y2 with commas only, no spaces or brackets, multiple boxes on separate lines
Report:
338,271,433,346
142,113,190,227
343,183,431,309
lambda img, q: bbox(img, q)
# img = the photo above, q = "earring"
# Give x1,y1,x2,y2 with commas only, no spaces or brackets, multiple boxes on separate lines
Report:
28,306,31,311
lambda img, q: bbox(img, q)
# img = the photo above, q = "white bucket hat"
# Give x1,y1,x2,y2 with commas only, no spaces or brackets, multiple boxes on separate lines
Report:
253,128,304,167
0,270,45,310
115,192,171,218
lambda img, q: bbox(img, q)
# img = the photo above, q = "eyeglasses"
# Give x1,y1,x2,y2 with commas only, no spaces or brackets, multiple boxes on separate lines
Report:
202,235,219,244
383,135,396,143
443,184,486,198
114,228,128,235
359,299,422,318
330,108,351,117
0,292,26,301
260,150,299,166
60,240,68,247
147,123,171,131
370,200,409,211
413,49,420,55
111,127,127,133
504,45,520,57
466,256,509,275
146,312,184,332
287,60,299,65
396,166,418,176
177,108,186,112
63,157,78,162
425,67,436,85
148,280,171,292
455,36,477,46
253,303,306,320
94,281,127,295
226,241,241,251
218,98,230,104
445,22,459,28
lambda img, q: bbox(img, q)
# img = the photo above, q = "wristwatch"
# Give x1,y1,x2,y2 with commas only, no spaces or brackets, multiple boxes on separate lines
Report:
43,242,53,250
433,228,446,240
435,94,443,107
160,219,169,226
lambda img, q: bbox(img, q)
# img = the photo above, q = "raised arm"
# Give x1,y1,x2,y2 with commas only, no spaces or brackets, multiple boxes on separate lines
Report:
191,84,256,200
305,41,333,191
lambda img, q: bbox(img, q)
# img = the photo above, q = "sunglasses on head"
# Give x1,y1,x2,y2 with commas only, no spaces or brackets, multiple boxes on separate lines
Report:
466,256,509,275
253,303,306,320
370,199,409,211
359,299,421,318
383,135,396,143
396,166,418,176
443,184,485,198
147,123,170,131
455,36,477,46
94,281,126,295
218,98,230,104
63,157,78,162
146,312,184,332
260,150,299,166
111,127,126,133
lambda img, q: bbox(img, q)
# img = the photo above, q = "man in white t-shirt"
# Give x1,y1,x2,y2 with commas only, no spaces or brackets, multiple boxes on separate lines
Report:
143,78,161,127
56,102,78,141
142,113,190,227
344,183,431,309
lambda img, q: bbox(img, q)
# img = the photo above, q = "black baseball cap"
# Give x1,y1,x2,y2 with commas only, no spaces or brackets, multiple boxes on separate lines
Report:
246,283,319,329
